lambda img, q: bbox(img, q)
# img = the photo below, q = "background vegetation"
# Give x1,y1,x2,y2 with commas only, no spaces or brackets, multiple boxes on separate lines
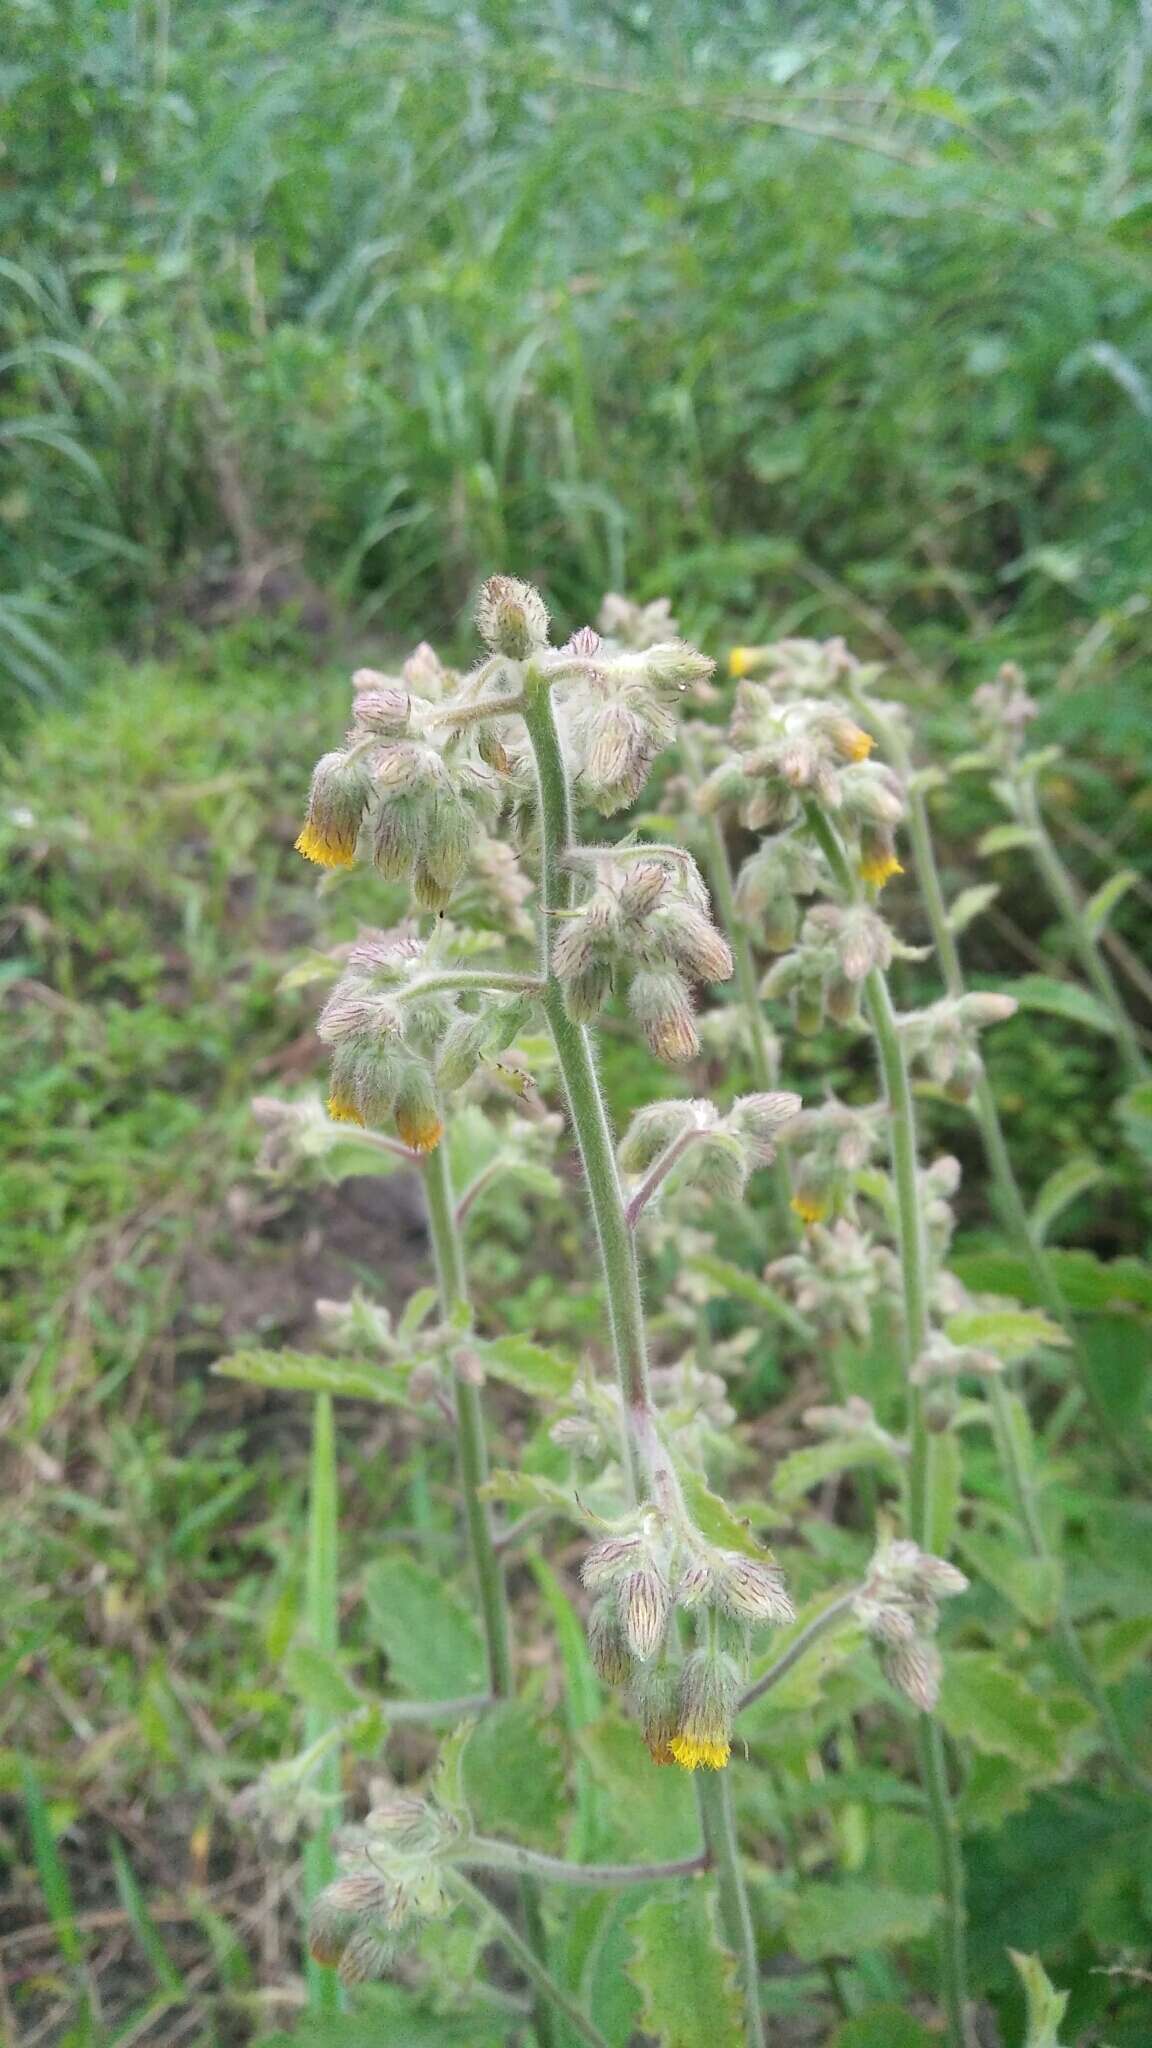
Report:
2,3,1151,2045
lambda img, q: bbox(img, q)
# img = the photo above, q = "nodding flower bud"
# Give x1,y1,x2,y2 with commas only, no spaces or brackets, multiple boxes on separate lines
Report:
296,749,374,868
597,592,679,652
641,640,716,693
897,991,1018,1096
475,575,550,659
393,1063,443,1154
620,1564,672,1661
316,985,402,1046
662,906,734,986
853,1540,967,1713
710,1552,795,1626
637,1662,682,1765
587,1598,635,1687
734,833,826,953
911,1332,1003,1386
350,684,410,736
725,1091,803,1167
628,966,699,1064
581,1532,646,1591
884,1636,943,1713
669,1649,740,1770
857,825,904,890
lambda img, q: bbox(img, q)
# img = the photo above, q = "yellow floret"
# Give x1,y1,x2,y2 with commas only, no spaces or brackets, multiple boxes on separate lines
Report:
295,823,356,869
727,646,761,679
395,1106,444,1154
847,727,875,761
858,853,904,889
790,1192,828,1226
327,1093,366,1126
668,1733,731,1771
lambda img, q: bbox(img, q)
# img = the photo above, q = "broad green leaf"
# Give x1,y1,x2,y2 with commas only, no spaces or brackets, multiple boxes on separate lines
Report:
679,1468,777,1558
579,1717,699,1859
1076,1314,1152,1428
1000,974,1116,1038
774,1437,900,1504
924,1431,962,1557
957,1753,1035,1830
473,1336,576,1399
944,883,999,934
282,1644,361,1717
951,1246,1152,1313
741,1595,861,1722
478,1467,578,1517
977,823,1041,856
831,2008,934,2048
1030,1157,1108,1241
397,1286,438,1338
945,1307,1068,1361
255,1987,507,2046
937,1653,1061,1773
212,1349,408,1403
627,1891,743,2048
1086,1614,1152,1683
1083,868,1137,936
362,1554,484,1699
782,1882,940,1960
461,1701,566,1848
958,1528,1062,1627
685,1251,812,1336
1010,1950,1070,2048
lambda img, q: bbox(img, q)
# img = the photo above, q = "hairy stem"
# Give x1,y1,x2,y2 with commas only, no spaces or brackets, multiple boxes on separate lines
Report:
302,1393,340,2015
987,1379,1151,1793
421,1139,556,2048
737,1592,859,1714
854,689,1147,1481
804,802,971,2048
694,1771,766,2048
460,1840,709,1887
448,1874,612,2048
521,666,652,1484
1016,780,1147,1087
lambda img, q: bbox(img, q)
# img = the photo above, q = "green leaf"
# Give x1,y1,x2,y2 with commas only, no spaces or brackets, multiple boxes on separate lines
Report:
461,1701,566,1847
478,1467,578,1517
945,1307,1068,1361
1082,868,1137,936
212,1349,408,1403
579,1717,700,1859
925,1430,962,1556
773,1437,900,1504
937,1653,1061,1773
679,1468,778,1558
831,2008,934,2048
1030,1157,1108,1241
473,1336,576,1399
782,1882,940,1960
684,1252,812,1336
944,883,999,934
951,1247,1152,1313
1000,974,1117,1037
1010,1950,1070,2048
958,1528,1062,1627
977,823,1041,856
282,1644,361,1717
362,1555,484,1699
1076,1314,1152,1428
397,1287,439,1339
627,1891,743,2048
1086,1614,1152,1683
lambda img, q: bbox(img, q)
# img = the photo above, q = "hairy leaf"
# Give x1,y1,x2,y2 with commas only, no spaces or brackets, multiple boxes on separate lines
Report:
627,1891,743,2048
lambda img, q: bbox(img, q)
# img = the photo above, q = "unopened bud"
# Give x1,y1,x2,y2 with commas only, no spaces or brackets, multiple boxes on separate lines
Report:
393,1065,443,1154
475,575,550,659
714,1552,794,1626
352,686,410,735
884,1637,943,1713
587,1598,635,1686
669,1650,739,1770
620,1565,671,1661
629,968,699,1063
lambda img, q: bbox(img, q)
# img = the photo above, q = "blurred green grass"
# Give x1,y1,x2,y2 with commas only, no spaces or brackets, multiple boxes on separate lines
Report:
3,0,1152,704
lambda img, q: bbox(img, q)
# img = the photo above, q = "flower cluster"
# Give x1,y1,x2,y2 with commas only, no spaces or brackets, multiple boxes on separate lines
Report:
852,1541,968,1711
970,660,1039,767
732,830,828,953
316,927,531,1149
762,900,898,1034
309,1796,455,1987
778,1095,885,1225
553,852,733,1061
895,991,1018,1102
582,1511,792,1768
767,1218,900,1346
618,1090,801,1208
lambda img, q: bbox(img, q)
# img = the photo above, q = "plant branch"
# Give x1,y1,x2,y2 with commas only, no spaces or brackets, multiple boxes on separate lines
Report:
447,1873,612,2048
694,1771,766,2048
625,1127,706,1227
737,1593,859,1714
459,1840,709,1888
302,1394,340,2016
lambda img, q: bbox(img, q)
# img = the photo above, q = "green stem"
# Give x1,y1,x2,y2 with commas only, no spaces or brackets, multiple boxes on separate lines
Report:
694,1772,766,2048
737,1593,859,1714
303,1393,340,2015
521,667,652,1489
421,1138,556,2048
1017,781,1146,1087
448,1874,612,2048
461,1841,709,1887
987,1379,1152,1793
858,693,1147,1482
803,801,971,2048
